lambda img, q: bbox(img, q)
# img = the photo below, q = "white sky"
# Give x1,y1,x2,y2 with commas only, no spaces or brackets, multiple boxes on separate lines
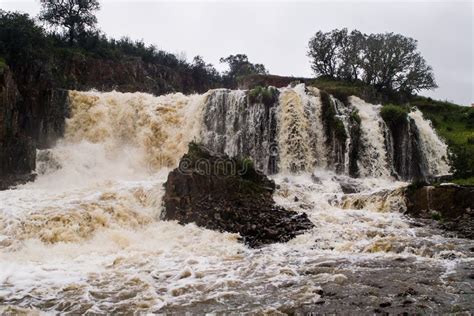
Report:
1,0,473,105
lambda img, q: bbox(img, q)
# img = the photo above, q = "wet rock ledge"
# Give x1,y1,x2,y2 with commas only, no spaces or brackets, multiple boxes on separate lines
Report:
162,143,314,247
405,184,474,239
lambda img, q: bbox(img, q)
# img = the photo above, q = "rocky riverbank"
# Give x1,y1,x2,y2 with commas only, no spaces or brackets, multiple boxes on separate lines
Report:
404,184,474,239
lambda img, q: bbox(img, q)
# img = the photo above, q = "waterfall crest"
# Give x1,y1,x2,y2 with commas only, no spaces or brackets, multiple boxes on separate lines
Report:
31,85,452,184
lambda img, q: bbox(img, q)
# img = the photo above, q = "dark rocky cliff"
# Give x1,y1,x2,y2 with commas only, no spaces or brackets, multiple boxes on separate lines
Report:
385,116,427,181
0,66,36,189
405,184,474,239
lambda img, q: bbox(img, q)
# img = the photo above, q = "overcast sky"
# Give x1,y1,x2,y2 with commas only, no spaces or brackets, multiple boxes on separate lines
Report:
2,0,473,105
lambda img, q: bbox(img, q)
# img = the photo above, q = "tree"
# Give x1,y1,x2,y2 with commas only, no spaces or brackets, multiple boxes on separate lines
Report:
307,29,348,78
39,0,100,45
191,55,221,92
338,30,365,81
307,29,437,94
0,10,50,66
219,54,268,87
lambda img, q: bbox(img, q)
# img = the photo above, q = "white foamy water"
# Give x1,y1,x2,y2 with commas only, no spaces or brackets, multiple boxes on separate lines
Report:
350,96,391,178
0,89,470,313
408,109,451,176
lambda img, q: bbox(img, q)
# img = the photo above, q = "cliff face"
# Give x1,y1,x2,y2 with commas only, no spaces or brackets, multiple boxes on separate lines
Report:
0,66,36,189
385,117,426,180
0,55,209,189
405,184,474,239
53,55,198,95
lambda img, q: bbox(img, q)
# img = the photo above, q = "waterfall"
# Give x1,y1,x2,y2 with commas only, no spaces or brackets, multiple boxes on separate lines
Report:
199,84,450,180
349,96,391,178
0,86,465,314
408,109,451,176
201,88,279,173
0,85,451,187
278,84,315,172
306,87,328,168
33,90,206,189
332,96,352,174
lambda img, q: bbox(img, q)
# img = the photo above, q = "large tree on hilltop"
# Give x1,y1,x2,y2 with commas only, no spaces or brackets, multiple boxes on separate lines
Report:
220,54,268,87
308,29,437,94
39,0,100,45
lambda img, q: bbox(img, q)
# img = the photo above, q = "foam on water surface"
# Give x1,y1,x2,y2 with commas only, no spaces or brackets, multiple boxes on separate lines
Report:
0,89,471,313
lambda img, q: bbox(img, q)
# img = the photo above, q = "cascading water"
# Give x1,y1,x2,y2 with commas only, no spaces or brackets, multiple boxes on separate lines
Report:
350,96,391,178
1,86,470,314
201,88,279,173
408,109,451,176
306,87,328,168
278,84,315,172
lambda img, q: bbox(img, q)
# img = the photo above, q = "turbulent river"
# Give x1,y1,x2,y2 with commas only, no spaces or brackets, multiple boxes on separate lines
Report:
0,86,472,314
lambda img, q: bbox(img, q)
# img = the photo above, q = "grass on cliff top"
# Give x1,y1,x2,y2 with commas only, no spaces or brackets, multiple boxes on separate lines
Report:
451,177,474,186
310,77,369,104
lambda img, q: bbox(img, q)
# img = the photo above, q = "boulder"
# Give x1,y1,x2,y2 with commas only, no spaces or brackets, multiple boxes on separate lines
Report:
162,143,314,247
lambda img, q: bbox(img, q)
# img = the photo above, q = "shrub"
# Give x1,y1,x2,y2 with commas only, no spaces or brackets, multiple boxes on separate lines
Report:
380,104,409,127
334,119,347,141
350,109,361,125
431,211,442,221
248,85,277,106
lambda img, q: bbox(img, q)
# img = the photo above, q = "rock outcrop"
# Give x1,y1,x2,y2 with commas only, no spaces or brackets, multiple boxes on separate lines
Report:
0,63,68,189
385,115,427,180
0,66,36,189
404,184,474,239
162,143,314,247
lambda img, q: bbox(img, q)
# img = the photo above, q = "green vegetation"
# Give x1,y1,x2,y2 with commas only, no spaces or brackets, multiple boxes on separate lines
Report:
350,109,361,125
410,96,474,181
311,76,405,105
248,85,278,106
220,54,268,88
334,119,348,141
312,77,368,105
320,90,347,144
308,28,437,95
0,10,222,93
380,104,410,127
241,157,254,171
348,109,362,177
378,96,473,184
430,211,442,221
451,177,474,186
